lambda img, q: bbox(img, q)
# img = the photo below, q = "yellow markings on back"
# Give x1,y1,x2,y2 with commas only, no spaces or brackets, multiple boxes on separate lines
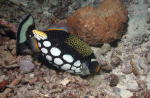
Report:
48,29,64,31
32,30,47,38
65,35,93,57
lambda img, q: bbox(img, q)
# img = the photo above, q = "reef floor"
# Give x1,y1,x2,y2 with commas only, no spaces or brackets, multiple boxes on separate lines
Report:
0,0,150,98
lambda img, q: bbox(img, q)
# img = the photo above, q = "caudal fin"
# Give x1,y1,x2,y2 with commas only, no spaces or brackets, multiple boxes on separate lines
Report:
16,14,35,55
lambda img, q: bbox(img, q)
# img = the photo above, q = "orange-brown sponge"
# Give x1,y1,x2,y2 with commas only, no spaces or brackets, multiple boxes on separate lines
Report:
67,0,128,45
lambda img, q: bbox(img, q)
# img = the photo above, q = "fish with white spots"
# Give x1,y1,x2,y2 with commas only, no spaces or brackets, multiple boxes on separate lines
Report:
16,14,101,76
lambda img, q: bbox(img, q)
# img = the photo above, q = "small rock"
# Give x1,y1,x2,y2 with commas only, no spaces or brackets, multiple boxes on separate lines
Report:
18,56,35,74
101,65,113,73
7,39,16,51
138,57,149,75
44,77,50,83
126,75,139,90
0,50,16,67
0,75,6,82
111,56,122,67
121,63,132,74
11,48,16,55
29,73,35,78
107,74,119,87
67,0,128,45
96,44,111,55
60,78,70,86
119,88,133,98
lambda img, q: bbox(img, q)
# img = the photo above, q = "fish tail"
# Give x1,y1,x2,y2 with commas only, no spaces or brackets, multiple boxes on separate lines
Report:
16,14,35,55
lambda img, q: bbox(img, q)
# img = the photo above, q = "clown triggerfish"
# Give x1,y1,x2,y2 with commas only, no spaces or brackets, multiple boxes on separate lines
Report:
16,14,101,76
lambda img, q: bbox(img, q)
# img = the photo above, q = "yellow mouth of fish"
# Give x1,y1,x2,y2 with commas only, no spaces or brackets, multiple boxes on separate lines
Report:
32,30,47,39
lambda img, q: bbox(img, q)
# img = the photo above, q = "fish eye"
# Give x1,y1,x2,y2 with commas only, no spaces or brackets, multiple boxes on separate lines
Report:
29,35,32,37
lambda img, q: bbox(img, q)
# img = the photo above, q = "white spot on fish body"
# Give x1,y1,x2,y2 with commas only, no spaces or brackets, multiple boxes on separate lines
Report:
50,47,61,56
43,41,51,47
61,64,71,70
63,54,74,63
46,55,52,61
41,48,48,54
54,58,63,65
73,60,81,67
